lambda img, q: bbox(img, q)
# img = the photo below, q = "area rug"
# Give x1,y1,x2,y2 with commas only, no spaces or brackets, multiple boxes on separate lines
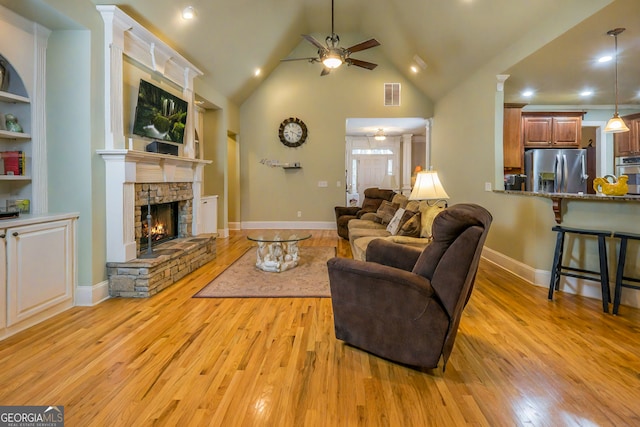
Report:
194,246,336,298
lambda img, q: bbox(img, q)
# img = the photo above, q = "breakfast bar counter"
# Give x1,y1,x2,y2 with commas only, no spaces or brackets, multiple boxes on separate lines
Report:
497,190,640,223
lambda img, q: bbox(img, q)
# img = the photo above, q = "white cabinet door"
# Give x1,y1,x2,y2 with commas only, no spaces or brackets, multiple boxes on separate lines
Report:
6,219,74,327
200,196,217,234
0,228,5,330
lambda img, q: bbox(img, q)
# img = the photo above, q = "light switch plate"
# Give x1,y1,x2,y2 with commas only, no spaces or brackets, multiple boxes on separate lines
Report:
318,181,328,187
485,182,492,191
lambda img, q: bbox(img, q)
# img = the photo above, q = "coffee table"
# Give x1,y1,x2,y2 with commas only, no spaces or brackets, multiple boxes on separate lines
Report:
247,230,312,272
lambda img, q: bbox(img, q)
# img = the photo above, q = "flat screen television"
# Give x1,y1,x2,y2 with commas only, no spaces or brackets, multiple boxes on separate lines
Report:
132,79,188,144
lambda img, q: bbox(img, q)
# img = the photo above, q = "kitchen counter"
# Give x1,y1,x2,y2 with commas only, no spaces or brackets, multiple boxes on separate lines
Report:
496,190,640,222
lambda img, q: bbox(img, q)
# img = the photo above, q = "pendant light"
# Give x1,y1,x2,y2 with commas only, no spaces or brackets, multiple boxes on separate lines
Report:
604,28,629,133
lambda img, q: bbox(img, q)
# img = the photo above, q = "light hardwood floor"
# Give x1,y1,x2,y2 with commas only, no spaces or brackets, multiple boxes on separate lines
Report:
1,230,639,426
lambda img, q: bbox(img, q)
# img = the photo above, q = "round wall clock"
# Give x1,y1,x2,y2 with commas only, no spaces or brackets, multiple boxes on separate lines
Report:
278,117,308,147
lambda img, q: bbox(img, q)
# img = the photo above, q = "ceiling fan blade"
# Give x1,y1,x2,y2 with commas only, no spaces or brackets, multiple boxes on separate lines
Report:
320,67,331,76
302,34,326,51
346,58,378,70
281,57,319,62
346,38,381,54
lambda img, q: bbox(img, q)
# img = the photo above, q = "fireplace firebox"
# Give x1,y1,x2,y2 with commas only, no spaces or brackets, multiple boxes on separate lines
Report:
140,202,179,250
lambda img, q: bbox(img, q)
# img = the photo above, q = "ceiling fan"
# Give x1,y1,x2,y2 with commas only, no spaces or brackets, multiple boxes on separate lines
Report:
281,0,381,76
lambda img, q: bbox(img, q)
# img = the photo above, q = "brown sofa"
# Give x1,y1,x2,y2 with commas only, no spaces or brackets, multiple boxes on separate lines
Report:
347,193,445,261
334,187,396,239
327,203,493,370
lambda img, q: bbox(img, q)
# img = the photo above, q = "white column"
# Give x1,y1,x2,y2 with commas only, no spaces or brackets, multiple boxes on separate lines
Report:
103,154,137,262
31,23,51,214
401,134,412,195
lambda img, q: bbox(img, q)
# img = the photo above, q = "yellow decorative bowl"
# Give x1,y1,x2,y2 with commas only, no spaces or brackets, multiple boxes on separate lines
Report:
593,174,628,196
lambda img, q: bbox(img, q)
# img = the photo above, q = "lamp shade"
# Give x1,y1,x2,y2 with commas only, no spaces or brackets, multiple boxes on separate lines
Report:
604,113,630,133
380,174,397,190
409,171,449,201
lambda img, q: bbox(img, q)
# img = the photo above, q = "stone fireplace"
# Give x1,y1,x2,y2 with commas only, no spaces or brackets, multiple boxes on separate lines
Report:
139,201,179,250
98,151,215,297
135,183,192,253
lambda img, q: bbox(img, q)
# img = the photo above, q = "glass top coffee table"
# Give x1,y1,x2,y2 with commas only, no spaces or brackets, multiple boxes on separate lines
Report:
247,230,312,272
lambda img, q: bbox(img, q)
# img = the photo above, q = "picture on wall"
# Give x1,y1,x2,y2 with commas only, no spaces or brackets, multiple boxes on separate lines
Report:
132,79,188,144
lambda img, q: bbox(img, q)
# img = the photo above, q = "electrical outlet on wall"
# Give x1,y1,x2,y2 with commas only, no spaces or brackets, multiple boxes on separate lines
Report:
297,211,302,218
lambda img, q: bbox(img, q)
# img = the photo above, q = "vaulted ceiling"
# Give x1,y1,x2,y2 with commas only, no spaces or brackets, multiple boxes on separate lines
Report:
2,0,638,109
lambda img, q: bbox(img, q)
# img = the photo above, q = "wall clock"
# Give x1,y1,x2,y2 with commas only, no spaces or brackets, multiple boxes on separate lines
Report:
278,117,308,147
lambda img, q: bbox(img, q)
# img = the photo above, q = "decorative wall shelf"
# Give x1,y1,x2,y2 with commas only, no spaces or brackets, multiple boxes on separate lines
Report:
260,159,301,168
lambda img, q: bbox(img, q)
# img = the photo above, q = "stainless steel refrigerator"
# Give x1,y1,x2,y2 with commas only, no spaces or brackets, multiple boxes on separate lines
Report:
524,148,588,193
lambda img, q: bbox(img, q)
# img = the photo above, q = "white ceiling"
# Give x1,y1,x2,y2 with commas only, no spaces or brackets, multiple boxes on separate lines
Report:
503,0,640,106
1,0,637,114
345,118,427,137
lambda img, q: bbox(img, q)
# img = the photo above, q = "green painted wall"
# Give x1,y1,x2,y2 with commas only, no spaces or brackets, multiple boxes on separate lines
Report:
431,0,640,290
239,34,434,224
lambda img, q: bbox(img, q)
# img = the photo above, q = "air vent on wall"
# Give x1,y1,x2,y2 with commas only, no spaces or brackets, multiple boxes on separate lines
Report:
384,83,401,106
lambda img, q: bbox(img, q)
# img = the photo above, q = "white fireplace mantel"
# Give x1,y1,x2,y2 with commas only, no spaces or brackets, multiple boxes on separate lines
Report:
96,5,209,263
99,149,211,262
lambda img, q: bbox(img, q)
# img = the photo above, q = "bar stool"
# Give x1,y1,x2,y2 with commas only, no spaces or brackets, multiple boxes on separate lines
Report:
549,226,611,313
613,231,640,315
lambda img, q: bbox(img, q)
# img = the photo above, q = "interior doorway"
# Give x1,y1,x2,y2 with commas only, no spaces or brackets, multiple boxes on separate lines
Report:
345,117,430,206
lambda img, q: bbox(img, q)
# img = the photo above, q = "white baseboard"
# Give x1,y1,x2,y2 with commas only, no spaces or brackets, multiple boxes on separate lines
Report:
482,246,639,308
241,221,336,230
75,280,110,306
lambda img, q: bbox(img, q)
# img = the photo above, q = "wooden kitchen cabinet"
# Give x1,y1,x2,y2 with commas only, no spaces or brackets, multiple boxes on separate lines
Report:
614,113,640,156
522,112,583,148
503,103,526,170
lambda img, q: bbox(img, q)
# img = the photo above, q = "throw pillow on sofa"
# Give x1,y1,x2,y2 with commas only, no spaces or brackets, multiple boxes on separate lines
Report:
418,203,445,238
397,211,421,237
375,201,399,224
387,208,417,235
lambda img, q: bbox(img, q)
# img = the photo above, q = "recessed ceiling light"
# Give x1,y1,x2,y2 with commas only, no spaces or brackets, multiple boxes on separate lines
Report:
182,6,196,20
410,65,419,73
580,90,594,97
598,55,612,63
522,90,534,97
254,68,261,77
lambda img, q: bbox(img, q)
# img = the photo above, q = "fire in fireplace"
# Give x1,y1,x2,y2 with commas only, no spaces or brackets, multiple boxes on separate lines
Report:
140,202,179,249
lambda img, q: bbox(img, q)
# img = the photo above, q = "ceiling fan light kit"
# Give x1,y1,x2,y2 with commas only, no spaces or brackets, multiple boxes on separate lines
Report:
605,27,629,133
281,0,380,76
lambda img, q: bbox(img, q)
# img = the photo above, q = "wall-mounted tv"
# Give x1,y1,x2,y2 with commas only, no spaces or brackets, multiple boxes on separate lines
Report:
132,79,188,144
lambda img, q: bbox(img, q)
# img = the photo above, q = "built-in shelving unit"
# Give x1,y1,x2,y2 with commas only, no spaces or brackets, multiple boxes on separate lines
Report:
0,63,32,210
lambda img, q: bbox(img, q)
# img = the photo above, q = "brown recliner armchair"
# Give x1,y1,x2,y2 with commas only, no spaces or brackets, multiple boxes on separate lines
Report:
334,187,396,239
327,203,492,370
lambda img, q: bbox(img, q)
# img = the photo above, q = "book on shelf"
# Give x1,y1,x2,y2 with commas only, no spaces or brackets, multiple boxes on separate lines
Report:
1,150,25,175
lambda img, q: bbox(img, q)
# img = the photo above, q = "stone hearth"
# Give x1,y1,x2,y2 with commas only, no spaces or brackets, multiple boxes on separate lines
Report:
107,235,216,297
